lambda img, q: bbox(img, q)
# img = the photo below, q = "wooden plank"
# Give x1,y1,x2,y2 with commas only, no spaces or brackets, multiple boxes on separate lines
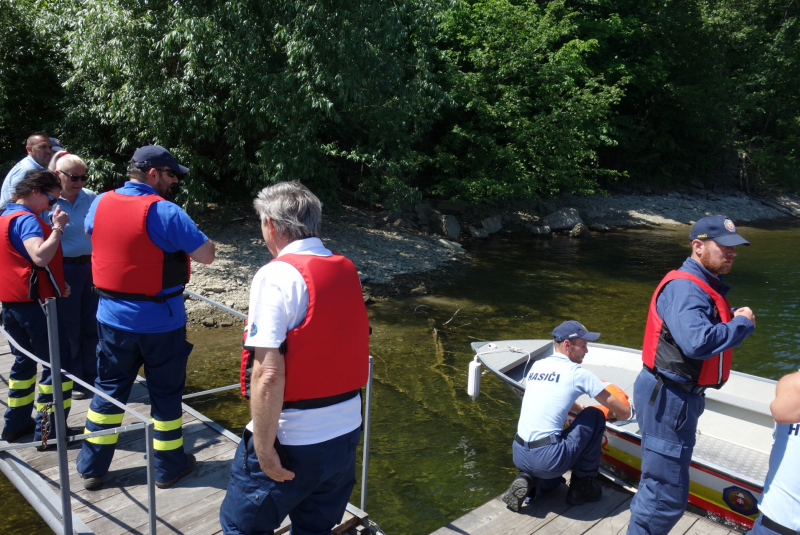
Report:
582,496,634,535
668,514,702,535
531,484,632,535
683,517,735,535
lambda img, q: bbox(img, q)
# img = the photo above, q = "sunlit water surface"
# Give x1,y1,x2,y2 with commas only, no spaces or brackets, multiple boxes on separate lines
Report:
4,222,799,534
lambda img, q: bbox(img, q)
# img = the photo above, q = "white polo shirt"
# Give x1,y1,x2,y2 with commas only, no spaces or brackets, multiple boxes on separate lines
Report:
244,237,362,445
517,352,605,442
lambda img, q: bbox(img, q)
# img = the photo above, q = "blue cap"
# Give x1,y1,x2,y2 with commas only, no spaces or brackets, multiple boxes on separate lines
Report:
690,216,749,246
552,320,600,343
131,144,189,174
50,137,64,152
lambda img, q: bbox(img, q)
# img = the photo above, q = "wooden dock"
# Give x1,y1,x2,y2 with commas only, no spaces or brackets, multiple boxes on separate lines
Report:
431,477,742,535
0,338,367,534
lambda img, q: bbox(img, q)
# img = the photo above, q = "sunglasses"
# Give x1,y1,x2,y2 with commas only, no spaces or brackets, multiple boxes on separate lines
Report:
45,193,58,207
156,168,178,178
60,170,88,182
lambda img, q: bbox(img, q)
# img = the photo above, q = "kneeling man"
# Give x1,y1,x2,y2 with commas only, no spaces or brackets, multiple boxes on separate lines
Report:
503,320,630,511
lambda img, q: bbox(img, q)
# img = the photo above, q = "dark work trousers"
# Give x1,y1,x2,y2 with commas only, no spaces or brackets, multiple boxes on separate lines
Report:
628,368,705,535
219,426,361,535
76,322,193,483
2,305,72,440
513,406,606,491
56,262,99,393
747,515,787,535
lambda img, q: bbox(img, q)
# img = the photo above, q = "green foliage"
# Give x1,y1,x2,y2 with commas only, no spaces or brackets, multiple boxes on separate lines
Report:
45,0,447,208
427,0,625,202
0,0,63,168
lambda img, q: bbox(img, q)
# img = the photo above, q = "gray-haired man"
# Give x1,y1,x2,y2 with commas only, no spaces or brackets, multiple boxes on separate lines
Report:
220,181,370,535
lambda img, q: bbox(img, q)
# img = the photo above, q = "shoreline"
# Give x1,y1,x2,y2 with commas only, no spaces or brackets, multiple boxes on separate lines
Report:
185,190,800,326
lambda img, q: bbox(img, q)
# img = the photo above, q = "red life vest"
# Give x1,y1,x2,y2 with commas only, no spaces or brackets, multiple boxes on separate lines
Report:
92,191,189,299
239,253,369,404
0,211,65,303
642,270,733,388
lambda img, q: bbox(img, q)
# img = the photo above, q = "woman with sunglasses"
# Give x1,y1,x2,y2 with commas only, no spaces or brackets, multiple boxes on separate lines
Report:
0,169,73,444
46,153,99,400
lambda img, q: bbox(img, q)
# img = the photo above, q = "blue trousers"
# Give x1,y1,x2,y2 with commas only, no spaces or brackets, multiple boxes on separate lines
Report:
220,426,361,535
2,305,72,440
513,406,606,490
628,369,705,535
56,263,98,392
76,322,193,483
747,515,787,535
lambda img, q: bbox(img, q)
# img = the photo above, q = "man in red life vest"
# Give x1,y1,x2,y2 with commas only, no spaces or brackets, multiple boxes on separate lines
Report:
220,181,369,535
75,145,215,490
627,216,756,535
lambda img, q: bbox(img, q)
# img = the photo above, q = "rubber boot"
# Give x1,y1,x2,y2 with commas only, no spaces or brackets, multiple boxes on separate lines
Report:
566,475,602,505
503,471,537,512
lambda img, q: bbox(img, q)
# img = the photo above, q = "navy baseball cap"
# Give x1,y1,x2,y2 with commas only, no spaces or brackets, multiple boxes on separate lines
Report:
690,216,750,246
552,320,600,343
131,144,189,174
50,137,64,152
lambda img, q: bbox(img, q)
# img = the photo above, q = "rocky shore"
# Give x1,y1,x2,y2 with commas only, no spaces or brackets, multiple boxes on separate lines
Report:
185,189,800,326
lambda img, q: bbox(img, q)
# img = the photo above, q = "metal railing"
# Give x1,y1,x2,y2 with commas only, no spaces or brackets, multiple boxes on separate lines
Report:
0,298,157,535
182,289,376,512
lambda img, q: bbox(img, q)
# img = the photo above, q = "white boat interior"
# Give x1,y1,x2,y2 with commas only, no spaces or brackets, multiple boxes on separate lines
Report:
471,340,777,488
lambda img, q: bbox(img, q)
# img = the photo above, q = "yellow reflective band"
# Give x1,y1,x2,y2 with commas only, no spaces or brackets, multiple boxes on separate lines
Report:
151,416,182,432
37,398,71,412
8,377,36,390
40,382,74,394
8,392,35,407
84,428,119,445
87,408,124,426
153,437,183,451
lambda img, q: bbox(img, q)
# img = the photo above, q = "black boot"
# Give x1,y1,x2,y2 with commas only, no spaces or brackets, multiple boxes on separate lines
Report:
566,475,602,505
502,471,537,512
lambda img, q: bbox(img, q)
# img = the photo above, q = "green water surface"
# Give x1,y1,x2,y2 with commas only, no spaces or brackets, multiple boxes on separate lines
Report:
4,222,799,534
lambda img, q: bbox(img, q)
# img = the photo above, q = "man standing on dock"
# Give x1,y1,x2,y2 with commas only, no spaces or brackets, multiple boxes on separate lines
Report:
746,370,800,535
220,181,369,535
628,215,755,535
75,145,215,490
503,321,630,512
0,132,55,211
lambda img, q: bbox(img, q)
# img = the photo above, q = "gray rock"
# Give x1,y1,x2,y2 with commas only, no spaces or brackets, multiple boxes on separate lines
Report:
543,207,583,231
529,225,551,235
690,179,705,190
438,214,461,239
224,300,235,307
468,225,489,239
482,215,503,234
589,223,610,232
569,223,591,238
363,293,374,305
220,320,233,327
415,202,434,216
410,284,428,296
438,239,464,253
416,212,430,226
204,286,226,293
393,218,418,230
202,317,216,327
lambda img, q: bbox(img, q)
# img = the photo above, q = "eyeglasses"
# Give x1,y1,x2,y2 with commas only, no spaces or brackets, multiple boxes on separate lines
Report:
59,170,88,182
45,193,58,207
156,168,178,178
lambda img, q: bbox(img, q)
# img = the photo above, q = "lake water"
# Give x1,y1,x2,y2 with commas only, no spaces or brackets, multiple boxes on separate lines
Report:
3,221,799,534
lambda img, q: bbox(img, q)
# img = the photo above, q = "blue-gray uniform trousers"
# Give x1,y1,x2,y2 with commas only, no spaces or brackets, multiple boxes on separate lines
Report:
56,261,99,393
513,406,606,491
747,514,796,535
220,426,361,535
628,369,705,535
3,305,72,440
76,322,193,483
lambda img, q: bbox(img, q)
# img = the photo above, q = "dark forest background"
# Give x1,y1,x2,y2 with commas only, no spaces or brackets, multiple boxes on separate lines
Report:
2,0,797,209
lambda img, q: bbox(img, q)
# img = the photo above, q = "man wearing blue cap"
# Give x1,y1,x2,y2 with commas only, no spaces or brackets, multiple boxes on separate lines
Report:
503,320,631,512
75,145,215,490
628,215,756,535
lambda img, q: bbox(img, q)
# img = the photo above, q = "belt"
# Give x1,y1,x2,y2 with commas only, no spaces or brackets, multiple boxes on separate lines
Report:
515,433,561,449
1,301,38,309
63,255,92,265
282,389,360,411
762,515,798,535
645,365,707,401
